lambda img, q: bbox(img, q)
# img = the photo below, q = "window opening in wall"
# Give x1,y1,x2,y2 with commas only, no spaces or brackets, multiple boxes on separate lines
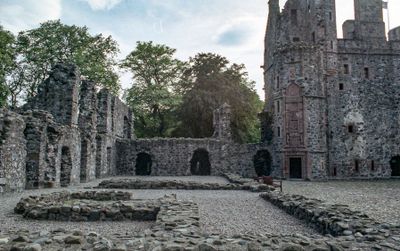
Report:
333,166,337,176
312,32,316,43
277,126,281,137
276,76,280,89
291,9,298,25
371,160,375,171
355,159,360,173
329,12,332,21
344,64,350,74
348,125,354,133
330,41,334,49
276,100,281,114
293,37,300,42
339,83,344,90
364,67,369,79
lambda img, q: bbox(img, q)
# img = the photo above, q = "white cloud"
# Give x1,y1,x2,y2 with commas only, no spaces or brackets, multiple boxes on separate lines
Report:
84,0,122,11
0,0,61,33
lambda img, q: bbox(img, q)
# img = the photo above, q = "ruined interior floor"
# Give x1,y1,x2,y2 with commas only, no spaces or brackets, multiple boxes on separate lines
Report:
0,176,319,239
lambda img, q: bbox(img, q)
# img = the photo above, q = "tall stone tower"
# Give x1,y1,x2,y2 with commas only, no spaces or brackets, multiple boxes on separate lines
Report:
263,0,337,179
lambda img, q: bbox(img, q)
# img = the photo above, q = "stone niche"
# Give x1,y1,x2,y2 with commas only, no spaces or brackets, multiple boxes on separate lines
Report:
0,109,27,193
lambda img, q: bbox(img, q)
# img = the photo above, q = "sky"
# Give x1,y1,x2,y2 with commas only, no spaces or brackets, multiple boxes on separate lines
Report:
0,0,399,100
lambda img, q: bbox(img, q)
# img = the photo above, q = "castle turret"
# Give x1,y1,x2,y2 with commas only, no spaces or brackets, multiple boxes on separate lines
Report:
343,0,386,41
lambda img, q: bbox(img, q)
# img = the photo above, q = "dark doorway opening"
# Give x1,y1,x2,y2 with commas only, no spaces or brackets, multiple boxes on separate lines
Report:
80,140,88,182
135,153,152,176
60,146,72,187
95,136,102,179
253,150,272,177
190,149,211,176
390,156,400,177
289,157,302,179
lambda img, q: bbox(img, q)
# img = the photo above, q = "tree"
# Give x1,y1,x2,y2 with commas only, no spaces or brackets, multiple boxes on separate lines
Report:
8,20,120,107
0,26,16,107
173,53,263,143
121,41,186,138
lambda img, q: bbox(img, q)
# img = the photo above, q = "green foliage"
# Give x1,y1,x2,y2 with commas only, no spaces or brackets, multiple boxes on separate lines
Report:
7,20,120,107
122,41,186,137
173,53,263,143
0,26,16,107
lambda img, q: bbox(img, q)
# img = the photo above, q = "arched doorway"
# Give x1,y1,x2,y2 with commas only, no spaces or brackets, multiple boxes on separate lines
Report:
60,146,72,187
390,156,400,176
135,152,152,176
253,150,272,177
190,149,211,176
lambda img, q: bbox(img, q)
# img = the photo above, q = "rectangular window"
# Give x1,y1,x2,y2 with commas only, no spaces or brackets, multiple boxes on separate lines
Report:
348,125,354,133
329,12,332,21
364,67,369,79
291,9,298,25
276,76,280,89
371,160,375,171
339,83,344,90
312,32,316,43
277,127,281,137
276,100,281,114
344,64,350,74
355,160,359,172
330,41,334,49
293,37,300,42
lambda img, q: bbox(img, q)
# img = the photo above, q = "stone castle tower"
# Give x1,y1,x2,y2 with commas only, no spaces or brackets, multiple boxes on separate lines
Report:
263,0,400,180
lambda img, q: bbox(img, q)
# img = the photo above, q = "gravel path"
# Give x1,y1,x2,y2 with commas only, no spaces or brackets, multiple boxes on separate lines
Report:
282,180,400,224
0,176,319,238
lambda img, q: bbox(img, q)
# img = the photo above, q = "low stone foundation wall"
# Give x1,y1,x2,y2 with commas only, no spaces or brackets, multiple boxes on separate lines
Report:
97,178,273,192
3,191,400,250
260,191,400,249
14,191,160,221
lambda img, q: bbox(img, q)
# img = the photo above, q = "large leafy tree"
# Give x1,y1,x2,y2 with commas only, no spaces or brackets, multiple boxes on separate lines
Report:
0,26,16,107
173,53,263,143
8,20,120,107
121,41,186,138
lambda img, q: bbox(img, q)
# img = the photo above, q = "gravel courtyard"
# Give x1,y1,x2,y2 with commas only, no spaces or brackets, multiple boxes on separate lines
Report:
282,179,400,224
0,176,319,239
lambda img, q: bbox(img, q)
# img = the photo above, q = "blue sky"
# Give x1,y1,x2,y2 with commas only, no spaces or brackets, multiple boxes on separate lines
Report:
1,0,399,100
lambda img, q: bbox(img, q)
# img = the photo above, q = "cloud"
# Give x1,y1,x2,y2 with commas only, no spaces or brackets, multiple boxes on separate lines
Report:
216,28,249,46
0,0,61,33
84,0,123,11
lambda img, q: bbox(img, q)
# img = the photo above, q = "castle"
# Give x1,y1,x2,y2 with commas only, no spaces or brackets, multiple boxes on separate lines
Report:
0,64,269,193
1,0,400,194
262,0,400,180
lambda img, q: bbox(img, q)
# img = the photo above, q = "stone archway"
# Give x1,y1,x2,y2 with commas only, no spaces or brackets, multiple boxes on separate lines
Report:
60,146,72,187
253,150,272,177
190,149,211,176
135,152,152,176
390,156,400,177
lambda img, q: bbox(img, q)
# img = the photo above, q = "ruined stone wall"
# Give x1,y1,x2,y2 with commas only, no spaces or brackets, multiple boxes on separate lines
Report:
78,80,97,182
116,139,269,178
0,110,26,193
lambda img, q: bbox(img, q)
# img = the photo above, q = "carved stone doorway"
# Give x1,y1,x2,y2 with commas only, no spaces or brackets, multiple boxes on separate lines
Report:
289,157,302,179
